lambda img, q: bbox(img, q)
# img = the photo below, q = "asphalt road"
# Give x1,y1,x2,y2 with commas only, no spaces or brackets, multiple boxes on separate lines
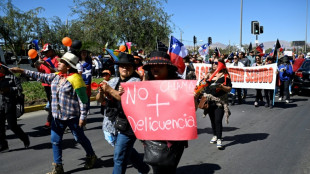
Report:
1,90,310,174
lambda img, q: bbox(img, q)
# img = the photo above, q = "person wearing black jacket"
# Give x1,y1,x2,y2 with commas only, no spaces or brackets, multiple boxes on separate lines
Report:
0,62,29,152
142,51,188,174
97,53,150,174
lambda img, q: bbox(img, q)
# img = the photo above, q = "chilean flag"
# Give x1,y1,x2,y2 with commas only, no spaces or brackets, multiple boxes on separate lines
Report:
198,43,209,56
169,36,188,74
256,43,264,53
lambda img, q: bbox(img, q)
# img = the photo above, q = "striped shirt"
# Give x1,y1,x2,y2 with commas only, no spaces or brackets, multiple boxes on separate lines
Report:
25,70,87,120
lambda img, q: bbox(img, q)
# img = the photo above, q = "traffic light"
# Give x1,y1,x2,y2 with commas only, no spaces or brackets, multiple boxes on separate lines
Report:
260,26,263,34
251,21,260,35
193,36,197,44
208,37,212,45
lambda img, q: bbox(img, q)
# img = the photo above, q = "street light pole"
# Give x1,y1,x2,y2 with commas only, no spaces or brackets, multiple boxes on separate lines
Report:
240,0,243,49
306,0,308,53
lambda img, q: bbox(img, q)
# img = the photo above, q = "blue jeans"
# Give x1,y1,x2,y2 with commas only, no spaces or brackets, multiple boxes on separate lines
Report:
113,133,149,174
51,117,95,164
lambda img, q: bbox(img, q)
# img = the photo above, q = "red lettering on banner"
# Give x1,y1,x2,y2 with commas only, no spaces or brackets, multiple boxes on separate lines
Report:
254,69,258,83
235,68,238,82
258,69,263,83
245,69,250,83
195,66,199,80
263,68,268,83
232,68,238,82
200,66,205,80
268,67,273,83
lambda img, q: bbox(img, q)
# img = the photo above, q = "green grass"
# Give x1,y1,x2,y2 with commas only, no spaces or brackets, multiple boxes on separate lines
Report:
22,81,46,103
22,78,105,104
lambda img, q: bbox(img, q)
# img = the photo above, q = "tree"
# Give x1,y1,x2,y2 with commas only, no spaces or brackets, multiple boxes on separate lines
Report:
72,0,172,52
0,0,45,60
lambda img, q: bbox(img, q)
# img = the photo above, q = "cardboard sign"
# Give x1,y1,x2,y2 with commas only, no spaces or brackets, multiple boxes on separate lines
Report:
193,63,278,89
121,80,197,140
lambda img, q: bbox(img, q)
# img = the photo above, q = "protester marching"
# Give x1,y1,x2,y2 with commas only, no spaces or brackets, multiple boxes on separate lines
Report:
0,31,309,174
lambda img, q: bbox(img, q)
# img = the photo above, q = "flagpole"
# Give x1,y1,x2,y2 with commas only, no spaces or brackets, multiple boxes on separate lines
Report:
168,35,171,54
272,48,279,106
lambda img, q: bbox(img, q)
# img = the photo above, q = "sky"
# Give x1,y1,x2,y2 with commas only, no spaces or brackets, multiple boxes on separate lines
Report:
4,0,310,46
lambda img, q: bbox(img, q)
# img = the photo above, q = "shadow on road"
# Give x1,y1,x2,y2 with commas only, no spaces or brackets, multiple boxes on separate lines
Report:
223,133,269,148
198,127,239,135
65,155,114,173
86,117,103,124
274,102,298,109
8,138,79,152
32,138,78,150
176,163,221,174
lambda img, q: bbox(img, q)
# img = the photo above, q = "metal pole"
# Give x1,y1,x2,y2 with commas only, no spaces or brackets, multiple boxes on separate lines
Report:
240,0,243,48
306,0,308,53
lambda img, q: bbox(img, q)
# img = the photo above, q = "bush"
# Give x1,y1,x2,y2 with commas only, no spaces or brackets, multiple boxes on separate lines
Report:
22,78,105,106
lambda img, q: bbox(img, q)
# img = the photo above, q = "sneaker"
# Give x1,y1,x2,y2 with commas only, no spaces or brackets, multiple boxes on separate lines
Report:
0,145,9,153
46,162,64,174
285,100,290,104
210,136,217,144
217,139,223,149
278,97,283,101
84,155,97,169
254,101,258,107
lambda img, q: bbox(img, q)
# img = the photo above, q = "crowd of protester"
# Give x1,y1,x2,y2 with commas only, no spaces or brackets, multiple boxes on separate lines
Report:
1,40,309,174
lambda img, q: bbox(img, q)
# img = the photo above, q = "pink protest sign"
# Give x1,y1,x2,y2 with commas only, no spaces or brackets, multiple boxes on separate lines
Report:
121,80,198,140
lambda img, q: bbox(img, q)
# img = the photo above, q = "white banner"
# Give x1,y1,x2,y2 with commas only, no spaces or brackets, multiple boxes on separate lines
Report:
193,63,277,89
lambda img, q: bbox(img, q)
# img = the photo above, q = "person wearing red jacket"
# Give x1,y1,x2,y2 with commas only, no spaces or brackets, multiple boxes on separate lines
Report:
35,43,59,129
292,54,305,72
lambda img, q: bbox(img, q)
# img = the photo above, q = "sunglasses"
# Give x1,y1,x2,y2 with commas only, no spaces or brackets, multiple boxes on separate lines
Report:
213,62,218,65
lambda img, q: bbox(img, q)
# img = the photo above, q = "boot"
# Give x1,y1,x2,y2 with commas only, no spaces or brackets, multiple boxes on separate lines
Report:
46,163,64,174
84,154,97,169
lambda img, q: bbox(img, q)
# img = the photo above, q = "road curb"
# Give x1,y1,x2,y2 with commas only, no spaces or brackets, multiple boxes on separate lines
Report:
24,96,97,113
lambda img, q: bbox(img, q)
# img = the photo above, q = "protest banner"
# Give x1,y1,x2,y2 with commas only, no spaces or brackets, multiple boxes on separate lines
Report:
193,63,278,89
120,80,197,140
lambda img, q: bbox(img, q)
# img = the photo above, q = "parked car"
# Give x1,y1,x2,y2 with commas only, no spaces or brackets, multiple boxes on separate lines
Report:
292,59,310,95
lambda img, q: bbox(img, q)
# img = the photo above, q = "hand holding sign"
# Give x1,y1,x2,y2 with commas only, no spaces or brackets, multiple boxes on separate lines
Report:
121,80,197,140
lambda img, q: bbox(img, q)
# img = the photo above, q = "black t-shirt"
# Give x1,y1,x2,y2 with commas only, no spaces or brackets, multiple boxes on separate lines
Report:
204,75,232,97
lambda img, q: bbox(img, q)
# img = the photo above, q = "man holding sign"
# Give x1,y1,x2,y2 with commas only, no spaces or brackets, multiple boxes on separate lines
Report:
121,51,197,174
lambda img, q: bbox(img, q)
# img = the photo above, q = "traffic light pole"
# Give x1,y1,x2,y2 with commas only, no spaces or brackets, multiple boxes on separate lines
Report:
255,34,258,55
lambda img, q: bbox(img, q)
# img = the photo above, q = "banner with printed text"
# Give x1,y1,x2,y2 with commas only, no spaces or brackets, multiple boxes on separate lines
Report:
193,63,277,89
120,80,197,140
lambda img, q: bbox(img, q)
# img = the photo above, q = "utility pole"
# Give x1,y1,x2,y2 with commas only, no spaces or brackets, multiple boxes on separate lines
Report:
306,0,308,53
240,0,243,48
